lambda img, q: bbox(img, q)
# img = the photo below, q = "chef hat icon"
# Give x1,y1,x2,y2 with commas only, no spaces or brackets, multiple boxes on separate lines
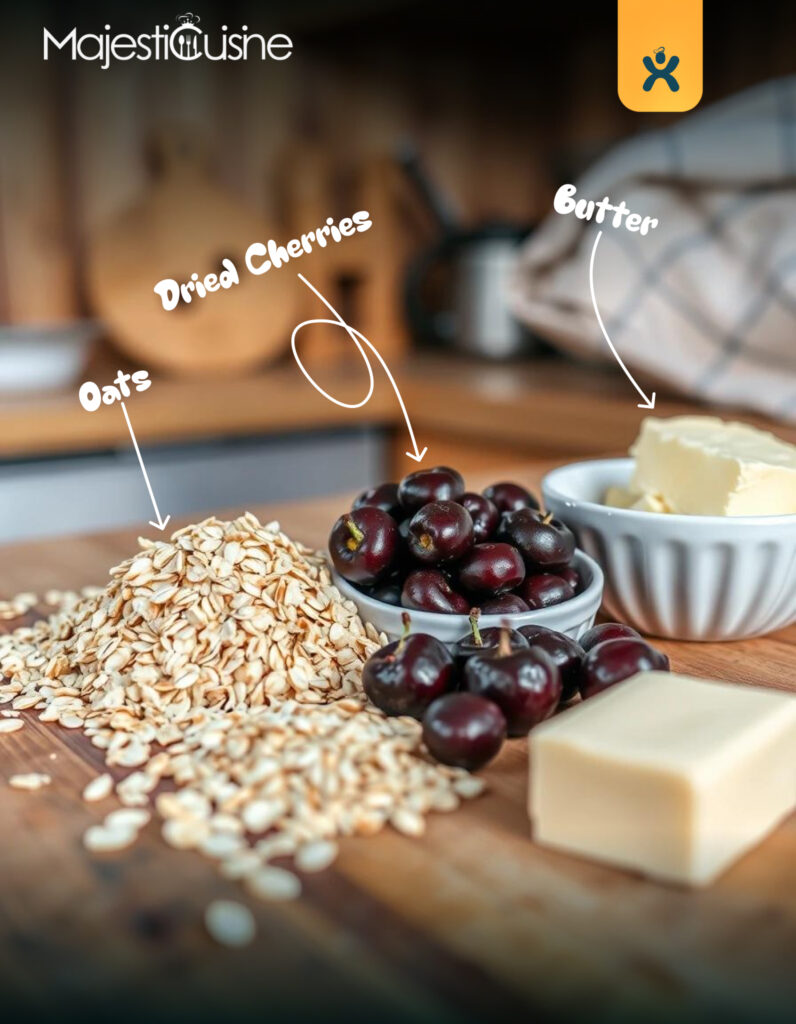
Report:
177,12,200,26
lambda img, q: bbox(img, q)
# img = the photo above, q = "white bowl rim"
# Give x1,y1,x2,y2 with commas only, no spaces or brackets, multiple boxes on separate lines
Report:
330,548,604,628
543,458,796,528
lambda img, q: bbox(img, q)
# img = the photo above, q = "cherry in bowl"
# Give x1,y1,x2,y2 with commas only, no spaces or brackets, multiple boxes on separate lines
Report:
500,508,575,572
483,482,540,515
458,542,525,596
329,507,398,585
398,466,465,513
352,482,402,519
402,569,470,615
460,492,500,543
407,500,474,565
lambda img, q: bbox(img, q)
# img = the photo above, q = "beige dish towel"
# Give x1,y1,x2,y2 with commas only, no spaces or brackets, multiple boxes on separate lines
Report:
509,77,796,422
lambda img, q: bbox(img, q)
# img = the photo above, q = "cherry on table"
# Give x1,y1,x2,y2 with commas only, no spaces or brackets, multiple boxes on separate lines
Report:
398,466,465,513
407,500,474,565
401,569,470,615
464,627,562,737
329,507,398,585
460,492,500,542
353,482,402,519
520,573,575,610
579,622,641,651
519,624,584,703
579,637,670,699
458,542,525,596
422,692,506,771
482,482,540,515
454,608,529,668
363,613,456,718
499,508,575,572
480,593,529,614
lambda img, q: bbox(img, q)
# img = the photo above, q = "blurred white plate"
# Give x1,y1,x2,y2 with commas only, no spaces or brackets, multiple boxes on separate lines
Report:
0,321,99,393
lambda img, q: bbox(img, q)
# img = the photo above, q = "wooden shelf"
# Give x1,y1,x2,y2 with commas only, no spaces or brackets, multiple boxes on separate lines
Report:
0,350,793,460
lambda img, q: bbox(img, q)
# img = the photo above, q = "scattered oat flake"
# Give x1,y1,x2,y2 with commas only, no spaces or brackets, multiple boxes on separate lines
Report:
105,808,150,832
9,773,51,791
83,824,137,853
246,865,302,902
295,840,338,874
0,719,24,734
205,899,256,948
82,773,114,803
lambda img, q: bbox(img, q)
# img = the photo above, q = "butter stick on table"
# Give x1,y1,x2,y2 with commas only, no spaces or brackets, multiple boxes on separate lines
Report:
529,672,796,886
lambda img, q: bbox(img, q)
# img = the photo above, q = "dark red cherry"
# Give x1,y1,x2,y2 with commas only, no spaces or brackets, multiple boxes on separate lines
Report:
579,638,670,699
398,466,465,513
519,625,584,703
363,615,456,718
407,500,474,565
480,593,529,614
454,609,529,668
482,482,540,515
519,574,575,610
499,508,575,571
353,482,401,519
459,492,500,542
557,566,581,592
579,622,641,651
329,507,398,585
401,569,470,615
464,629,562,737
368,576,403,606
458,543,525,596
422,693,506,771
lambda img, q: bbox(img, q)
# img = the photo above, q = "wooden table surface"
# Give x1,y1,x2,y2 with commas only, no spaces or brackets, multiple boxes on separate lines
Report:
1,464,794,1024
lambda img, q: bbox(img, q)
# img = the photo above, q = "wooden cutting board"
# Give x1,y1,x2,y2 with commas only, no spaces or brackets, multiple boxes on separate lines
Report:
0,463,794,1022
86,127,300,376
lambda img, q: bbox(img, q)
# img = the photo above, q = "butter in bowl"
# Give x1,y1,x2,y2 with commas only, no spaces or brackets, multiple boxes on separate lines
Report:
542,416,796,641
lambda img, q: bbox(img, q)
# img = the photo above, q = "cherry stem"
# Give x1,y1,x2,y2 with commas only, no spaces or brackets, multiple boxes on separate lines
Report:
542,511,554,525
396,612,412,654
346,517,365,546
498,624,512,657
469,608,483,647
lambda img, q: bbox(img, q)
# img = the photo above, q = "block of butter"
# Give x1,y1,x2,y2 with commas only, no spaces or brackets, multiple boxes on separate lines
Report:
629,416,796,516
529,672,796,886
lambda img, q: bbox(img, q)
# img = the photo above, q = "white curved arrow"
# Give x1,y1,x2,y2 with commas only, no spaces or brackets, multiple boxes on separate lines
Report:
120,402,171,532
589,231,656,409
292,273,428,462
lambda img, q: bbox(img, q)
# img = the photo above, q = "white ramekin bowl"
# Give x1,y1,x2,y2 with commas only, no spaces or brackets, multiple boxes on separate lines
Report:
331,550,604,643
542,458,796,642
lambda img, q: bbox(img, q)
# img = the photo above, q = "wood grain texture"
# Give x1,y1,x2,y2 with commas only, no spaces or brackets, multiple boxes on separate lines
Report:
0,463,794,1022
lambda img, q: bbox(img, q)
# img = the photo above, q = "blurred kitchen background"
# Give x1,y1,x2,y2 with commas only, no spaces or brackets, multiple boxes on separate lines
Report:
0,0,794,541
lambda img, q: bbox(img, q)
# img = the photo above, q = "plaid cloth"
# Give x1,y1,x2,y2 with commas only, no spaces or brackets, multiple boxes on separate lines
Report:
509,77,796,422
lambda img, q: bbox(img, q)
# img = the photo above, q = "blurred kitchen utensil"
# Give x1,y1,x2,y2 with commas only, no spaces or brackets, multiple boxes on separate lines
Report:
0,321,98,394
86,125,300,377
398,146,535,360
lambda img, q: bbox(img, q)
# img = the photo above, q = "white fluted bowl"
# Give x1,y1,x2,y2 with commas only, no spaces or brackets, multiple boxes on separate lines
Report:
542,459,796,642
330,550,603,643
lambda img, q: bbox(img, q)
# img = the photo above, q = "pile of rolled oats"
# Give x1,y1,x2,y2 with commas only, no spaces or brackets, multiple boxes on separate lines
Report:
0,513,482,913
